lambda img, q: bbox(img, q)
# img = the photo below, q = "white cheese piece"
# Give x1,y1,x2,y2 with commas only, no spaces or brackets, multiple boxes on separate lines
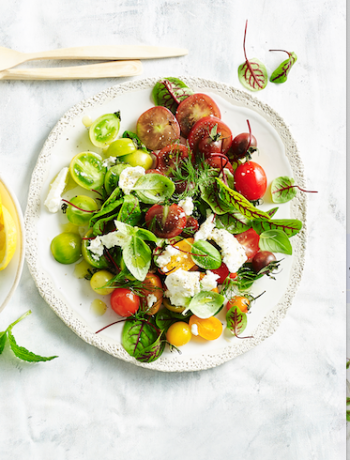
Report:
200,271,220,291
102,156,116,168
147,293,158,309
191,323,199,336
88,231,130,259
178,197,194,216
194,213,216,242
210,228,247,273
44,167,69,213
118,166,145,195
156,245,180,271
164,269,201,307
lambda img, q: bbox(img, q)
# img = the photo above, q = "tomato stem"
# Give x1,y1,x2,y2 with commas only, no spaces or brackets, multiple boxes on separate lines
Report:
269,49,291,57
272,185,318,194
242,20,264,90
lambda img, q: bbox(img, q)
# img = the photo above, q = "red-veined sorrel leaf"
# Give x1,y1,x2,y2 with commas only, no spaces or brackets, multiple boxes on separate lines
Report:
238,20,268,92
134,335,165,363
271,176,318,203
252,218,302,238
226,306,253,338
215,210,251,234
152,78,194,114
269,50,298,84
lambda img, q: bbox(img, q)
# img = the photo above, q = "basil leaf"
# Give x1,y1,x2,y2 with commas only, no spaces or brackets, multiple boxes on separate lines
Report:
186,291,225,319
89,197,123,227
122,319,159,358
152,78,194,114
92,213,119,236
226,306,247,336
122,236,152,281
0,331,7,355
252,219,302,237
115,221,137,238
216,179,271,220
133,174,175,204
271,176,297,203
259,229,293,255
238,58,268,92
134,335,165,363
270,51,297,84
135,227,158,243
191,240,222,270
7,330,57,362
118,195,142,226
199,181,233,215
122,130,149,152
215,210,251,234
104,163,128,195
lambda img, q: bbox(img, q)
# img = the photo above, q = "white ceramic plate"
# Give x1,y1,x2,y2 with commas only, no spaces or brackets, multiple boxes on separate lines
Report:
25,77,306,372
0,176,25,313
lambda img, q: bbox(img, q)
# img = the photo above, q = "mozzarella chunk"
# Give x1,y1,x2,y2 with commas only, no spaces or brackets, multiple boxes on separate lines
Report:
164,269,200,307
118,166,145,195
210,228,247,273
191,323,199,336
44,167,69,213
88,231,130,260
147,293,158,309
156,245,181,271
178,197,194,216
194,213,216,242
200,271,220,291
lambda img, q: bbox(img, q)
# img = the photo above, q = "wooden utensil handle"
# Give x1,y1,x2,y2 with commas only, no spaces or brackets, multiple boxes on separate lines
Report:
1,60,142,80
27,45,188,61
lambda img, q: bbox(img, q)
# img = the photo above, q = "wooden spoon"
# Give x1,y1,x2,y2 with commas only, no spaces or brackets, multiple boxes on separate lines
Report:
0,60,143,80
0,45,188,71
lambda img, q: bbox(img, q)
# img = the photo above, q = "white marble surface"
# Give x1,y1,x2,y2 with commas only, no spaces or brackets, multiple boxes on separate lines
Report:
0,1,346,459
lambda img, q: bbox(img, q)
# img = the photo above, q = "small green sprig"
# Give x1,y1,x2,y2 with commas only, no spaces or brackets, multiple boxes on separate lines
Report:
0,311,58,363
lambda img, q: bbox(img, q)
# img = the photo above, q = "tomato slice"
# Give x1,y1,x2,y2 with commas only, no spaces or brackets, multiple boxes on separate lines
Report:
234,161,267,201
176,93,221,138
156,144,191,173
89,112,121,148
145,204,187,238
70,152,106,190
209,262,229,284
235,228,260,261
136,106,180,150
188,116,232,156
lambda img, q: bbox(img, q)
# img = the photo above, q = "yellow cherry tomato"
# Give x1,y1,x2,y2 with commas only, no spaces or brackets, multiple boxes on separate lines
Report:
189,315,223,341
166,322,192,347
90,270,114,295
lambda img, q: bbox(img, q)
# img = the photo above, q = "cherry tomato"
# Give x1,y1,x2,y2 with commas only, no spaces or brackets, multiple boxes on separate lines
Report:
50,232,81,265
166,322,192,347
234,161,267,201
145,204,187,238
163,298,186,314
198,136,222,155
136,106,180,150
70,152,105,190
110,288,140,317
252,251,276,273
235,228,260,261
205,155,234,174
121,150,153,170
189,315,223,340
156,144,191,173
183,216,199,234
140,273,163,315
90,270,114,296
176,93,221,138
229,132,257,160
209,262,229,284
89,112,120,148
225,296,250,313
188,116,232,156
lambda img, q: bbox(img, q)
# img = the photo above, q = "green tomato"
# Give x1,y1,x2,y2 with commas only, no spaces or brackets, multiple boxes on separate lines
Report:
81,229,109,269
90,270,115,295
106,138,137,158
50,232,82,264
70,152,105,190
104,163,128,195
89,112,121,148
121,150,153,170
66,195,99,226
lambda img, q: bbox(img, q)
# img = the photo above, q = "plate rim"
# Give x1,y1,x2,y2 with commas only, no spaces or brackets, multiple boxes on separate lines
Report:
24,76,307,372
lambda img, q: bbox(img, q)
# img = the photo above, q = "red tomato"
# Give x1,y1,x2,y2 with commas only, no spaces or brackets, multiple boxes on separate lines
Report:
205,155,234,174
188,116,233,156
176,93,221,138
234,161,267,201
110,288,140,317
182,216,199,234
156,144,191,173
198,136,222,155
235,229,260,261
209,263,229,284
145,169,164,175
145,204,187,238
229,132,257,160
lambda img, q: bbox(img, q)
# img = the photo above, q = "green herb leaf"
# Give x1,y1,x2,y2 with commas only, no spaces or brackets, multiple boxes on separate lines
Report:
152,78,194,114
270,51,297,84
252,218,302,238
226,306,248,336
134,335,165,363
133,174,175,204
199,181,233,215
216,179,271,220
122,318,159,358
267,207,279,218
185,291,225,319
122,236,152,281
0,331,7,355
7,330,57,362
259,229,293,255
215,210,251,234
271,176,297,203
89,197,123,228
238,58,268,92
191,240,222,270
155,309,176,332
135,228,158,243
117,195,142,226
104,163,129,196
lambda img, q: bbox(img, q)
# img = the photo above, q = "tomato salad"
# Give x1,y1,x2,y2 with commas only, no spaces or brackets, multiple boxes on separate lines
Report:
46,78,302,364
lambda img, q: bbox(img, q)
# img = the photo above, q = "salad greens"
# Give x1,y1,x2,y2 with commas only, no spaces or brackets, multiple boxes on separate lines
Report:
152,77,194,114
269,50,298,84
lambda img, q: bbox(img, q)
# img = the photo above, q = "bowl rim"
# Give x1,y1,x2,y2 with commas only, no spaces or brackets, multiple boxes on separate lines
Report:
0,175,25,313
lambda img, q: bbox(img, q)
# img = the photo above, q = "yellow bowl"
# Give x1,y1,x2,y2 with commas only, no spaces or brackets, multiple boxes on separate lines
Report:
0,176,25,313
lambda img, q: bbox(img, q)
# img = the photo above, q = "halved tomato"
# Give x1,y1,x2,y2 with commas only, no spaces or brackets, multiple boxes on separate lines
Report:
176,93,221,138
156,144,191,173
136,106,180,151
188,116,233,156
145,204,187,238
235,228,260,261
70,152,105,190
